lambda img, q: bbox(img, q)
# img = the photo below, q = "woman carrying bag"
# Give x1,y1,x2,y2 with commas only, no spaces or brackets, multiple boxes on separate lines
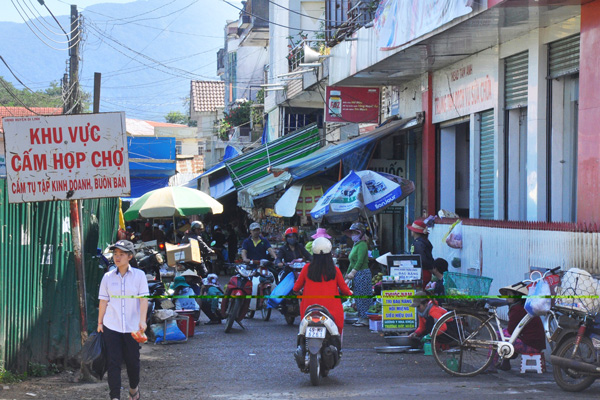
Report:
343,222,372,327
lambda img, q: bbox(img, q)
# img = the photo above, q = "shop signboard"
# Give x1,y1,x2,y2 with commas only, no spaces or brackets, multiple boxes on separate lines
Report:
368,159,406,178
432,51,498,124
325,87,380,123
382,288,417,330
3,112,129,203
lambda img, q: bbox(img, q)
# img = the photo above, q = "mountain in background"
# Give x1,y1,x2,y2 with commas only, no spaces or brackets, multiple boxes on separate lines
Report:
0,0,241,120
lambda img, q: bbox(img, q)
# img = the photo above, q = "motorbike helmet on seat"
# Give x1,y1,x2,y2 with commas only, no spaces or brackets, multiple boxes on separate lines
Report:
284,227,299,237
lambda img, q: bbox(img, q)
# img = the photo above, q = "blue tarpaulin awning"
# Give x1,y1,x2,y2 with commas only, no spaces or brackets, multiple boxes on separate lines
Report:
270,117,418,180
183,145,239,199
127,137,176,198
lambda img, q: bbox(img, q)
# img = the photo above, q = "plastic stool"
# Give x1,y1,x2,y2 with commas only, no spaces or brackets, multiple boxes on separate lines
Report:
520,353,545,374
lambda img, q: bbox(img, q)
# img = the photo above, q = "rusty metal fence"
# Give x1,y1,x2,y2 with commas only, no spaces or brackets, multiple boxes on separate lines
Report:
0,179,119,372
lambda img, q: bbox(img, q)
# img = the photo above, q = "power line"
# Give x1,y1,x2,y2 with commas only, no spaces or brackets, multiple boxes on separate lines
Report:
221,0,335,33
11,0,81,46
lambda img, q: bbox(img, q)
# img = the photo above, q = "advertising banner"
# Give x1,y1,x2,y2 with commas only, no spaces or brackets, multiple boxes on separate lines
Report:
382,288,417,331
374,0,472,51
325,87,380,123
432,53,498,123
3,112,130,203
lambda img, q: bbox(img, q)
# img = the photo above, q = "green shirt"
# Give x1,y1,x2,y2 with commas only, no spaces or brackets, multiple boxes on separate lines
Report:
347,240,368,274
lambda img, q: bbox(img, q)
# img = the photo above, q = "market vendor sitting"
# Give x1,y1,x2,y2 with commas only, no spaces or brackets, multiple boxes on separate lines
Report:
171,276,200,322
201,274,224,325
276,227,312,272
409,291,457,343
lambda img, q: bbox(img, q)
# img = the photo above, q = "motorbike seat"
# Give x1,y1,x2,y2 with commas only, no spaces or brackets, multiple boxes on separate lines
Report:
305,304,335,323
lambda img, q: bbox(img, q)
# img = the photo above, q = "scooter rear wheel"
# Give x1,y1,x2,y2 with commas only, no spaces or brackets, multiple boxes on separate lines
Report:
246,310,255,319
285,315,295,325
225,299,241,333
309,353,321,386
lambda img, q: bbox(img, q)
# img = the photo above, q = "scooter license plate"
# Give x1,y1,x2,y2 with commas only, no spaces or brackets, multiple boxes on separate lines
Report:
306,327,326,338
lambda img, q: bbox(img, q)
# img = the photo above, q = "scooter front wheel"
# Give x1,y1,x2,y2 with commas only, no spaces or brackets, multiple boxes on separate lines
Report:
261,287,272,321
285,315,295,325
309,353,321,386
225,298,241,333
553,335,597,392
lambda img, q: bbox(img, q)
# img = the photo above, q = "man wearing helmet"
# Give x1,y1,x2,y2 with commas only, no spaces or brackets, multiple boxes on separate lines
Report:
183,221,214,259
241,222,277,265
276,227,312,270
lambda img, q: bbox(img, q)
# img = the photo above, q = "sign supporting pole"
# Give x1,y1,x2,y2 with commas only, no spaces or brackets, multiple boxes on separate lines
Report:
70,199,88,344
68,4,87,346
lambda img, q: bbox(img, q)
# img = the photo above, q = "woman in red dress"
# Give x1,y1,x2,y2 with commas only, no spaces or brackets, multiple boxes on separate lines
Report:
293,237,353,335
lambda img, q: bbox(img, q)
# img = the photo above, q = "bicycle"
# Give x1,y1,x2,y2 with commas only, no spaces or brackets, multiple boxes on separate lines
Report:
430,267,561,377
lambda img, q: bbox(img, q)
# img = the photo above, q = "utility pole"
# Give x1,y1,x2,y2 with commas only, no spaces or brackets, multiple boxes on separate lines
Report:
65,4,88,347
68,4,81,114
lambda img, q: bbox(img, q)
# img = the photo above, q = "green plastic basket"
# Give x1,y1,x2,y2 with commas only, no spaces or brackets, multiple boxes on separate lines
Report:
443,272,493,308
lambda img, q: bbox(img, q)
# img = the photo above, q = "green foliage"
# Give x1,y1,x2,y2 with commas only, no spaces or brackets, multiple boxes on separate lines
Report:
0,77,91,111
223,101,252,127
164,97,197,126
217,120,231,141
27,362,59,378
255,88,265,104
165,111,189,125
0,366,25,383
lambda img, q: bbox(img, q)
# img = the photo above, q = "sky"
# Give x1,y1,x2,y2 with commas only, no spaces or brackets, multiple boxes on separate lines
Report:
2,0,135,23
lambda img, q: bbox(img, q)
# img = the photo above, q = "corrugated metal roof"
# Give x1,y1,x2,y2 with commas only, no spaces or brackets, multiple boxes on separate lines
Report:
0,107,62,131
191,80,225,112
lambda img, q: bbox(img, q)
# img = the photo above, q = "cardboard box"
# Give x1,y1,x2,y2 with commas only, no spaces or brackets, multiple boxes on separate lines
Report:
165,239,202,266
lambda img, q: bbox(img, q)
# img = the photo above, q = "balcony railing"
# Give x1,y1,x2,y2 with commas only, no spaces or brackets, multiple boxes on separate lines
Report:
287,39,326,72
325,0,378,46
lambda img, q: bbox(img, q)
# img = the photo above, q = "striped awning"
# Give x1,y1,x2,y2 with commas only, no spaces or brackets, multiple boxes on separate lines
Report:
225,123,321,190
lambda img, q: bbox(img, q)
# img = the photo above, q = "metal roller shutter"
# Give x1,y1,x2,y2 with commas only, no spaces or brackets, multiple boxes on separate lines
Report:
479,109,495,219
548,34,580,79
505,51,528,110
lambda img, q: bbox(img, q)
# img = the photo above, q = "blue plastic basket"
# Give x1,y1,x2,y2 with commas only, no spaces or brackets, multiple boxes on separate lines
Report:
443,272,493,308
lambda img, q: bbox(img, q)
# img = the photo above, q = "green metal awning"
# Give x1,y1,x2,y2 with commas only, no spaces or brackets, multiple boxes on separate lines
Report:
225,123,321,190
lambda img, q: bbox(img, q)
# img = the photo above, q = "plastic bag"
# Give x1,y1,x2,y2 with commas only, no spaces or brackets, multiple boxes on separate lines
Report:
152,320,186,343
444,220,463,249
448,248,461,268
81,332,107,380
524,279,551,316
267,271,295,308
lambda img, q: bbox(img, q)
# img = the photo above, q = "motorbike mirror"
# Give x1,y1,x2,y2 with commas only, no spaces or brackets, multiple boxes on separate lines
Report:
211,240,216,246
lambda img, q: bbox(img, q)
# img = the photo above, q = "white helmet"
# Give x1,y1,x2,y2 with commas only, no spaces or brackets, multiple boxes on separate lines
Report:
312,237,332,255
191,221,203,230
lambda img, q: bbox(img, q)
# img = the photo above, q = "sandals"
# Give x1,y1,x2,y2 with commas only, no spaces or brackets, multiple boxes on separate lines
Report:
128,388,140,400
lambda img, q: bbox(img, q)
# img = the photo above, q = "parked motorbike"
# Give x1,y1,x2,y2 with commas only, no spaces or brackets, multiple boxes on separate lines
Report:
550,310,600,391
221,264,254,333
136,247,164,280
146,279,166,326
293,304,342,386
274,261,305,325
246,261,275,321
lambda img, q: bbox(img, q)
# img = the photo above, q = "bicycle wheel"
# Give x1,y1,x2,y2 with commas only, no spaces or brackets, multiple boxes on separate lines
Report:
432,310,497,377
553,335,597,392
